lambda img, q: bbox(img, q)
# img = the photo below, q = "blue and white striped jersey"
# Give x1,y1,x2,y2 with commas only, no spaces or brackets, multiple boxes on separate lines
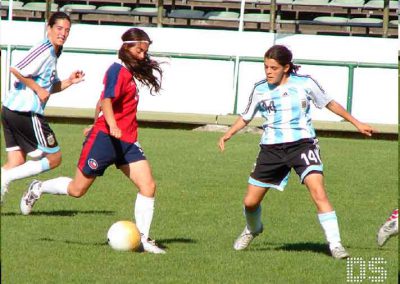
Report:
241,74,333,145
3,38,61,115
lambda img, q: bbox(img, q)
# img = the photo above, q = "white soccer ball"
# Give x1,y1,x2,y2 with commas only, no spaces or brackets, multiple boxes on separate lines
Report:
107,221,141,251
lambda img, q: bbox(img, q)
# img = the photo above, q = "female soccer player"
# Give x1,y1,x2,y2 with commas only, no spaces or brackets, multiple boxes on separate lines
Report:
1,12,85,203
219,45,374,259
20,28,166,254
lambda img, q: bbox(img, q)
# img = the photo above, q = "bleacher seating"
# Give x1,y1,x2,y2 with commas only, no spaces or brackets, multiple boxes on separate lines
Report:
0,0,397,37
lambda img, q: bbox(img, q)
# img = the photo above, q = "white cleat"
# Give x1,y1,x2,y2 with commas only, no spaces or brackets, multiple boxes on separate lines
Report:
141,238,166,254
20,180,42,215
377,218,398,247
330,244,350,259
233,225,263,251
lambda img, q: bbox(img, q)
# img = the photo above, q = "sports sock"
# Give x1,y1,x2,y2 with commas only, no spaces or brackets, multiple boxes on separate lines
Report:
244,205,263,233
39,177,71,195
3,158,50,185
318,211,342,249
134,193,155,241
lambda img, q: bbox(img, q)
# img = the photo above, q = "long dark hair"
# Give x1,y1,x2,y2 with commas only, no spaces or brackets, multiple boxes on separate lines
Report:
264,45,300,74
118,28,162,95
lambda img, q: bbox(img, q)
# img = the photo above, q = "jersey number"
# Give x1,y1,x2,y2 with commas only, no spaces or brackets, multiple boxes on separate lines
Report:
266,101,277,113
301,149,321,165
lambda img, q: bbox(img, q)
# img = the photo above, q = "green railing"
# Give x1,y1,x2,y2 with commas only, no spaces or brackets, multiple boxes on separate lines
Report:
2,45,397,115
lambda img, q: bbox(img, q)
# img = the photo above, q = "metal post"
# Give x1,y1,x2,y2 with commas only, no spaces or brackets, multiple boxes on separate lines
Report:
5,0,14,96
346,65,355,113
270,0,276,33
232,0,246,114
45,0,52,22
382,0,389,38
157,0,164,27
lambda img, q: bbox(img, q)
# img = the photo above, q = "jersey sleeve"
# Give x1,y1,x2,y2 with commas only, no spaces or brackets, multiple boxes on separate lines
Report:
306,77,333,109
240,86,259,122
101,63,123,100
13,41,51,77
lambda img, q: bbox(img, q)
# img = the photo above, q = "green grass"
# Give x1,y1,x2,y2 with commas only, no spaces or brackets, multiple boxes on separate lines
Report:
1,124,398,283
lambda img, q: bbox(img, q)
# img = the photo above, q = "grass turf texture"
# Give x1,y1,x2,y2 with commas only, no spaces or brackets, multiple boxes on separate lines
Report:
1,123,398,283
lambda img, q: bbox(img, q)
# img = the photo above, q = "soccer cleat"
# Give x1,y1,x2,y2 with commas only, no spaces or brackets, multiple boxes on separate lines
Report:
20,180,42,215
141,238,166,254
377,216,398,247
233,225,263,251
330,244,350,259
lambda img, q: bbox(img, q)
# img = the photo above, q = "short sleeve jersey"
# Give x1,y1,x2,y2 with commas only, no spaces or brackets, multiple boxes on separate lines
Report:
2,39,61,115
94,62,139,143
241,74,333,145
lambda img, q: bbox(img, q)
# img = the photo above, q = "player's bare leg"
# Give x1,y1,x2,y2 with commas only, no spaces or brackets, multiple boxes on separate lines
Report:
304,173,349,259
120,161,165,254
234,185,268,250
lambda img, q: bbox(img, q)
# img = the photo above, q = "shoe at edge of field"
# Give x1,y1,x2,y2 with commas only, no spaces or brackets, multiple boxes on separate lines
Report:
233,225,263,251
20,180,42,215
377,218,398,247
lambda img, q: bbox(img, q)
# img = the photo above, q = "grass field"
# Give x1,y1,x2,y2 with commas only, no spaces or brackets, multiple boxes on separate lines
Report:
1,123,398,283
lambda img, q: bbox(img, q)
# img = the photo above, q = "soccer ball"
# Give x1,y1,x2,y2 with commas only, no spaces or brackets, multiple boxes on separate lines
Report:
107,221,141,251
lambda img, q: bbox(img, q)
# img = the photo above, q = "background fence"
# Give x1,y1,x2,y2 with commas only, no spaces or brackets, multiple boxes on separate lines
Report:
1,20,398,126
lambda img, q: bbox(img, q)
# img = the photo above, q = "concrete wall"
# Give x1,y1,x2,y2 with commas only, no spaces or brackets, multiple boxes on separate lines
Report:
1,21,398,124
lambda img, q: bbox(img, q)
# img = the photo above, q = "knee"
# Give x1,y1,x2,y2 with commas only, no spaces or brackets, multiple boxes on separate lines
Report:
243,196,260,211
67,183,87,198
138,180,156,198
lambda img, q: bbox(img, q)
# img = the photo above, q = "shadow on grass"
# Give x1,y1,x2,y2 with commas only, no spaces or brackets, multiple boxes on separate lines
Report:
36,237,197,250
254,242,331,256
1,210,115,216
276,242,330,255
38,237,108,246
155,238,197,249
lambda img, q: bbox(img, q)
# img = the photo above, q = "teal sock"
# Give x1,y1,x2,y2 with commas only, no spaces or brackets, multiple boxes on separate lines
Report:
318,211,342,249
244,205,263,233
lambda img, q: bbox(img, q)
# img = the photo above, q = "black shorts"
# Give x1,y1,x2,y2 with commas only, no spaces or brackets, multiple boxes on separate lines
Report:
249,138,323,191
1,107,59,158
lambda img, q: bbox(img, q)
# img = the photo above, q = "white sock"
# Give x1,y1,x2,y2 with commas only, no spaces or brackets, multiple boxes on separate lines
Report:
3,158,50,185
39,177,71,195
244,205,263,233
134,193,155,241
318,211,342,249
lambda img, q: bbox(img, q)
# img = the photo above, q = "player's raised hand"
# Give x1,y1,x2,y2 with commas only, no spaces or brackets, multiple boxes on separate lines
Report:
69,70,85,84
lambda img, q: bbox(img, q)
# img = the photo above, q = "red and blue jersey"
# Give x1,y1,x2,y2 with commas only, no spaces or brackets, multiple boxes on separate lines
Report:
94,62,139,143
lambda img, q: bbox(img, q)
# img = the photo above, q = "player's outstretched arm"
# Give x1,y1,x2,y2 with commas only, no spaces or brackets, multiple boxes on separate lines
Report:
326,100,375,136
52,70,85,94
219,116,249,152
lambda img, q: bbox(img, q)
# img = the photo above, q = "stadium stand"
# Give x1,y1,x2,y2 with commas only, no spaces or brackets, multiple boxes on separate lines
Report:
0,0,398,37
